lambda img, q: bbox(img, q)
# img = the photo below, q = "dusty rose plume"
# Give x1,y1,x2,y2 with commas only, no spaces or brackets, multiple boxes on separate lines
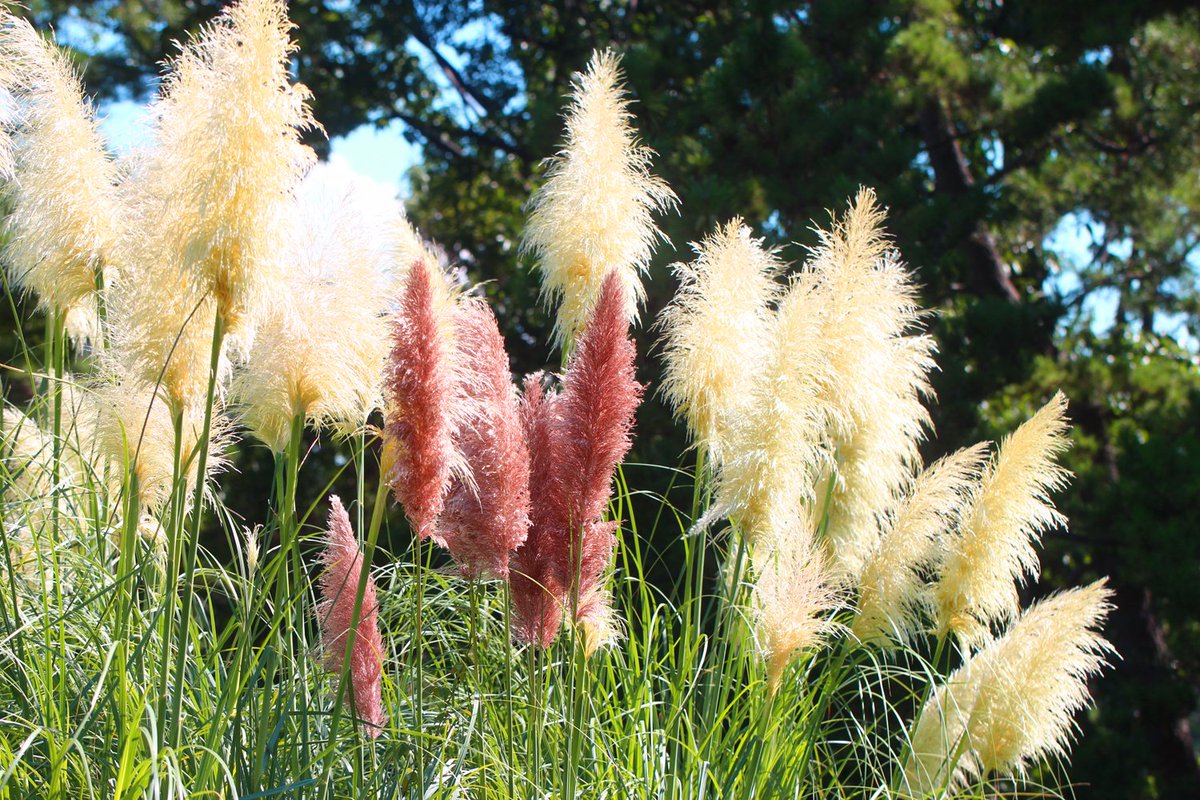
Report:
316,496,387,738
511,272,643,650
385,259,461,539
437,301,532,578
511,373,567,648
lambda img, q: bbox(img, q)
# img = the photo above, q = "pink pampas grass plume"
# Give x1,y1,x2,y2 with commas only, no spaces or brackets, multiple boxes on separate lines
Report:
384,259,465,539
511,372,567,648
511,272,642,652
557,271,642,639
316,495,387,738
437,300,532,578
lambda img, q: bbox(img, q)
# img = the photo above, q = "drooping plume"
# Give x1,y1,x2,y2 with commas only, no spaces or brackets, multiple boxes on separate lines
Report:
659,220,782,464
316,496,387,738
231,163,406,451
853,443,988,645
0,11,120,345
437,300,531,578
936,392,1071,645
89,368,230,515
510,373,567,649
511,272,642,652
523,50,676,346
807,191,935,580
904,580,1113,794
751,511,839,694
384,258,466,540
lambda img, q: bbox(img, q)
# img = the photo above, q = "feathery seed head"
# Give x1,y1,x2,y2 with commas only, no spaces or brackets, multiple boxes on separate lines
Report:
0,11,120,345
316,496,387,738
936,392,1072,645
384,258,467,539
905,580,1114,793
658,220,782,464
231,162,406,450
523,49,676,346
751,513,839,695
853,443,989,645
511,372,567,648
437,299,532,579
129,0,315,337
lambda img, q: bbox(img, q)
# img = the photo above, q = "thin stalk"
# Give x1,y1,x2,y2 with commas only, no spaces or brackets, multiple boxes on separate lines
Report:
167,310,226,750
503,582,515,800
413,533,426,791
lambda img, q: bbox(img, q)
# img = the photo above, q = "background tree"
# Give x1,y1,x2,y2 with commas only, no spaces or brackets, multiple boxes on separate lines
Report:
7,1,1199,795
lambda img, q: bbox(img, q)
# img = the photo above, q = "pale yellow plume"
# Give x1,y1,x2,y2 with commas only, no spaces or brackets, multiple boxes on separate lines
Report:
127,0,315,336
231,162,407,450
936,391,1071,645
750,511,839,694
659,220,782,464
523,49,676,345
853,443,988,645
806,190,934,579
0,11,120,345
904,580,1114,794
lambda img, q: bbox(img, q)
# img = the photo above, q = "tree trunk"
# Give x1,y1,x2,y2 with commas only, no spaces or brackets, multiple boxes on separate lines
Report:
918,97,1021,303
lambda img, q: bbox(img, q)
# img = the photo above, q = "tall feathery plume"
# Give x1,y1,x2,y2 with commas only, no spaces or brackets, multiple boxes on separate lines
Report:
807,191,934,580
555,272,642,654
316,496,387,738
703,269,832,543
935,392,1071,645
231,163,406,450
137,0,314,335
523,50,676,346
904,580,1114,794
0,11,120,345
659,220,782,464
510,372,567,648
108,0,314,413
510,273,642,653
0,53,13,180
384,258,466,539
437,300,531,578
751,511,839,694
853,444,988,645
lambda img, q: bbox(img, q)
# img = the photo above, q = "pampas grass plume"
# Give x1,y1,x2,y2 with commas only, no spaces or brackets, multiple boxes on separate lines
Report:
853,443,988,645
936,391,1071,645
437,299,531,578
905,580,1114,793
316,495,387,738
523,50,676,346
385,258,466,540
231,163,405,450
0,11,120,344
659,220,782,464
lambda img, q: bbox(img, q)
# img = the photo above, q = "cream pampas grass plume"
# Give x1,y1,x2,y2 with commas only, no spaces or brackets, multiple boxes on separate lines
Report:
316,496,387,738
231,163,406,450
523,50,676,346
703,269,831,544
134,0,315,335
751,513,839,694
904,580,1114,794
807,191,934,580
437,300,531,578
385,258,466,540
0,11,120,345
511,273,642,652
659,220,782,464
90,370,228,515
936,392,1071,645
853,443,988,645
